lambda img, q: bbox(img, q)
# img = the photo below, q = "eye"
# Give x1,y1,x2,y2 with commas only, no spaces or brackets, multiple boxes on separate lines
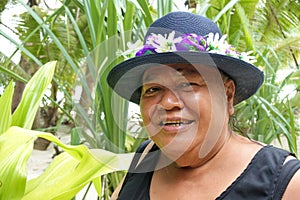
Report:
176,82,196,91
142,85,162,96
176,81,207,92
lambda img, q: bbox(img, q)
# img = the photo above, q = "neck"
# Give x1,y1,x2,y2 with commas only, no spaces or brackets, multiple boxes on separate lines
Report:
169,128,233,169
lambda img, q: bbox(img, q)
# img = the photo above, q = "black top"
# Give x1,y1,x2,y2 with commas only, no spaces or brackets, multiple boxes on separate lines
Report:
117,141,300,200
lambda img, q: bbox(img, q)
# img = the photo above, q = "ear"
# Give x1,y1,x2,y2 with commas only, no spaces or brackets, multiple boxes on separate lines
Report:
224,80,235,115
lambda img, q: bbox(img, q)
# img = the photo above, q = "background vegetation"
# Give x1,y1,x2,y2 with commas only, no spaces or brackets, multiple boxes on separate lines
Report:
0,0,299,199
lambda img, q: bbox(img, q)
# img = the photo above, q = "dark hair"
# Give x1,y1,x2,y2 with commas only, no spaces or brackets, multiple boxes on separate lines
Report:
220,71,249,138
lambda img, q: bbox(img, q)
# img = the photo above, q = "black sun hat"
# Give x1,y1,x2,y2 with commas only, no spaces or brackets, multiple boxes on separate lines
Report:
107,11,264,105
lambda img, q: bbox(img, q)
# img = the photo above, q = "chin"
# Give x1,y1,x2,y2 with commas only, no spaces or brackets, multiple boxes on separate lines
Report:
159,140,195,160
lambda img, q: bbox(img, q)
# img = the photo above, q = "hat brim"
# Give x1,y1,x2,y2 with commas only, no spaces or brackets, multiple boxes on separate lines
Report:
107,51,264,105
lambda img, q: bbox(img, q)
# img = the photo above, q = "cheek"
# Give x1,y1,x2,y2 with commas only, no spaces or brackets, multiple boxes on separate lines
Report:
140,98,155,122
140,100,161,136
182,90,212,116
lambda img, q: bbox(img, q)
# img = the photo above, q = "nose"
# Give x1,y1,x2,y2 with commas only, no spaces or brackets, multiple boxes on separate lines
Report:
158,89,184,110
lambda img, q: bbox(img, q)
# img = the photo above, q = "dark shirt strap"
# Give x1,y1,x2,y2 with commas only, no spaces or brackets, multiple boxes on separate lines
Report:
273,159,300,200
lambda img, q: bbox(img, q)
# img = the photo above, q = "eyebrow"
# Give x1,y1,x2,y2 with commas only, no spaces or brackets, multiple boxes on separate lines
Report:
143,73,159,83
176,67,199,76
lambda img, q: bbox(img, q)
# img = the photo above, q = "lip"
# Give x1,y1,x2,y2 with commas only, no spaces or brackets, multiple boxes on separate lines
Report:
158,118,195,132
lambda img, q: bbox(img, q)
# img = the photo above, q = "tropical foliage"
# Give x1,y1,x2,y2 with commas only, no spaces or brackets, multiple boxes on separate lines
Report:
0,0,299,199
0,61,133,199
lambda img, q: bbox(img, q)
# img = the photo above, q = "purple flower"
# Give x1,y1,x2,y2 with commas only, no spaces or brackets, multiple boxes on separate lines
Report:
196,36,208,48
178,35,206,51
132,32,255,64
174,42,190,51
135,45,156,57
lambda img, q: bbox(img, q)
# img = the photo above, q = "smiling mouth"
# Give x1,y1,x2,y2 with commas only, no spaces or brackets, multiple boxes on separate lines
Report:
159,120,194,127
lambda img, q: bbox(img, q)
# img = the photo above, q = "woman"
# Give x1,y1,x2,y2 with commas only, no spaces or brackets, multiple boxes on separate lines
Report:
107,11,300,199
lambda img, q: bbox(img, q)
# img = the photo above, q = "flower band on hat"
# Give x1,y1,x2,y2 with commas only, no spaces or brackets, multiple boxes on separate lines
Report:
136,31,256,64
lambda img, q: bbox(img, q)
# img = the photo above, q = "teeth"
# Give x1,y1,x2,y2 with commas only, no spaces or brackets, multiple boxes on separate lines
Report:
160,120,192,126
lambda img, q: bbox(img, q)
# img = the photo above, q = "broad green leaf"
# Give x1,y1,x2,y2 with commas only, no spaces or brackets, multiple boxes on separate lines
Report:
0,81,14,134
24,131,133,199
0,126,133,199
0,127,36,200
11,61,56,129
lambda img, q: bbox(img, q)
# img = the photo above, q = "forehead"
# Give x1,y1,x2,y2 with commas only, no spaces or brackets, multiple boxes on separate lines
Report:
143,64,218,82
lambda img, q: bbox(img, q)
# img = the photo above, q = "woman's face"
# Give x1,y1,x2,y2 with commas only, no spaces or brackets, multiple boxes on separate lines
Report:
140,64,234,165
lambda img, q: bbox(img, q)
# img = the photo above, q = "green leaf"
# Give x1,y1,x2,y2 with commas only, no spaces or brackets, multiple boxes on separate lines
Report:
92,177,102,197
0,127,37,200
0,29,42,66
11,61,56,129
0,65,28,83
235,3,254,50
0,126,133,199
137,0,153,27
0,81,14,134
107,0,118,38
23,131,133,199
213,0,239,22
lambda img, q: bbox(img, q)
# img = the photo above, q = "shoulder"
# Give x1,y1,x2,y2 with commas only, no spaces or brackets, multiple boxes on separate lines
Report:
282,157,300,200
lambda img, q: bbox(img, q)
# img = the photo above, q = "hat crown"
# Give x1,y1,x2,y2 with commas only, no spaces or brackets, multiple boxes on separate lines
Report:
144,11,222,42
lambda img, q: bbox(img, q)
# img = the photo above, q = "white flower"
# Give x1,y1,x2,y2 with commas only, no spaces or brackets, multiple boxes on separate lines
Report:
240,51,257,64
118,40,143,58
137,31,256,65
206,33,231,54
146,31,182,52
127,40,143,50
